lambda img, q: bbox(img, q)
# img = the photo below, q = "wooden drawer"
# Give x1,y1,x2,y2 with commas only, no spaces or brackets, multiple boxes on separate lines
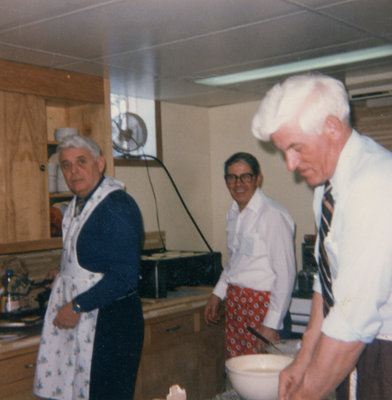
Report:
135,306,225,400
0,347,37,386
146,312,195,347
1,378,39,400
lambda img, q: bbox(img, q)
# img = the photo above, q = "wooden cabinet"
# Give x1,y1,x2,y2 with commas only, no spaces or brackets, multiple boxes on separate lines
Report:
0,344,40,400
1,302,225,400
0,92,49,243
134,306,226,400
0,59,113,254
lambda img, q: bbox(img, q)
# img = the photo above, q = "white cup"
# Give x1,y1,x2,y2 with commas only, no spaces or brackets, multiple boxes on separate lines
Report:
57,169,70,193
54,127,79,142
48,153,58,193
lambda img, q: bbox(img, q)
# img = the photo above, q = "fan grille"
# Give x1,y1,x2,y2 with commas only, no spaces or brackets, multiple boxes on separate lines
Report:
112,112,148,154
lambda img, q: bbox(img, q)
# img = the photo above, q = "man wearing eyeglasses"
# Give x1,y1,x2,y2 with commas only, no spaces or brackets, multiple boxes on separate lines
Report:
204,152,296,358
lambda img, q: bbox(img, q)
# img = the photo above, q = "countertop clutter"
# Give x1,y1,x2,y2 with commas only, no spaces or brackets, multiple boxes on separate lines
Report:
0,286,213,354
0,286,226,400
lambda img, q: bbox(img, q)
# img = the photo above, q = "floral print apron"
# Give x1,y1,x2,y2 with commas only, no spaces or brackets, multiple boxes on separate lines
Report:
34,177,124,400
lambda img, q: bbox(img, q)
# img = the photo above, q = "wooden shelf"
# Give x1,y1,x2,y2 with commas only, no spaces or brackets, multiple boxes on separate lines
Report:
0,238,63,255
49,192,73,199
0,60,113,253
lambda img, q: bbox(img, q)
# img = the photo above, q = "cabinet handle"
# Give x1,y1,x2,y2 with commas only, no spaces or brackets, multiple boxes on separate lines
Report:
25,363,36,369
40,165,46,171
165,325,181,332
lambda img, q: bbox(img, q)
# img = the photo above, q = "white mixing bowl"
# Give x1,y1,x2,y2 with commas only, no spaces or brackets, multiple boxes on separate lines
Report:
225,354,293,400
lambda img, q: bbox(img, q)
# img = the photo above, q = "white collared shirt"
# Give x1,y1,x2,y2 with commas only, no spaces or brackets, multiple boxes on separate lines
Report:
213,189,296,330
313,130,392,343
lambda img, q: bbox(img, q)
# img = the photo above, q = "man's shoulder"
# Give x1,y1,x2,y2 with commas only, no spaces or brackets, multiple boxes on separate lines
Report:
261,191,291,214
353,132,392,171
350,135,392,185
257,191,294,226
106,189,139,208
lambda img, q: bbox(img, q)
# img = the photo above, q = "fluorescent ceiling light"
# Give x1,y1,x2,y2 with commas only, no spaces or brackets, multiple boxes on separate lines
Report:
195,45,392,86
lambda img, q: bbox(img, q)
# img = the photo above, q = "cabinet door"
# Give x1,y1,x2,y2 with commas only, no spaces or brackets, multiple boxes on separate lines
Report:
0,345,40,400
134,307,226,400
135,312,198,399
0,91,50,243
197,312,226,398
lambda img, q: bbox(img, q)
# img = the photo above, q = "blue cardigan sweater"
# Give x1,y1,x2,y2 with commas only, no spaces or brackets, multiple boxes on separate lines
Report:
73,188,143,312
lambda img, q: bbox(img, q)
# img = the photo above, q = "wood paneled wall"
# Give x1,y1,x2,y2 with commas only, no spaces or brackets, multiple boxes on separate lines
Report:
352,103,392,151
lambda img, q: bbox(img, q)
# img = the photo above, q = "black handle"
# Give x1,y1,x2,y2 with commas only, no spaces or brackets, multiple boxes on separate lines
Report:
247,326,283,353
165,325,181,332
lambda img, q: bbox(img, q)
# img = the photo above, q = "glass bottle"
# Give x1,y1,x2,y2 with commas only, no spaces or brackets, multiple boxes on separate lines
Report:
1,269,21,313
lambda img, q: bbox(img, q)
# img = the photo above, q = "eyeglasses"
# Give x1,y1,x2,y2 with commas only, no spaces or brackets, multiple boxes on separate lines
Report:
225,173,255,185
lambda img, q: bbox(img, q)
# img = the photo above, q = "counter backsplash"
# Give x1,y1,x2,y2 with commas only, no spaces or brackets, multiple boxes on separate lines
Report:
0,249,62,282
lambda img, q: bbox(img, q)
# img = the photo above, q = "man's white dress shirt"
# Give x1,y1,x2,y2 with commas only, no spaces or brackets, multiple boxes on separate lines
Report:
213,189,296,330
313,130,392,343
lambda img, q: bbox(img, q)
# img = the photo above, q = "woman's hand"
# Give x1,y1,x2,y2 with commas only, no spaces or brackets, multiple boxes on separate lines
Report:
53,302,80,329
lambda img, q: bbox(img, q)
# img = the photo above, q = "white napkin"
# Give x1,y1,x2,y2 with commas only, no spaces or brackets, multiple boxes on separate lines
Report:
166,384,186,400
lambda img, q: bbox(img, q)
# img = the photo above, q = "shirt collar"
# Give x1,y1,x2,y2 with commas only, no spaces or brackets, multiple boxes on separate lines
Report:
76,175,105,204
329,129,359,200
231,188,264,215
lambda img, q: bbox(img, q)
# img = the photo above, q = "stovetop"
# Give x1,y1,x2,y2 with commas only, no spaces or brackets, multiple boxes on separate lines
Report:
0,307,43,329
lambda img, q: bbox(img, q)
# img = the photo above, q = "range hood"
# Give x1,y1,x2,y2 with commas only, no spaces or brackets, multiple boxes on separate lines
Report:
345,66,392,105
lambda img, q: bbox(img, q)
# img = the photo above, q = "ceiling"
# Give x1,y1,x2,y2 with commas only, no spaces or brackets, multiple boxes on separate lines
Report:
0,0,391,107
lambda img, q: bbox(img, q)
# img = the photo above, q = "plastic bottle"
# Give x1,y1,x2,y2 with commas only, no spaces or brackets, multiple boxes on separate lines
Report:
1,269,21,313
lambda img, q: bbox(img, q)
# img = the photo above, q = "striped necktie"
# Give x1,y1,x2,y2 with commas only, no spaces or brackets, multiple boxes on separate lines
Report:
318,180,335,316
74,197,86,217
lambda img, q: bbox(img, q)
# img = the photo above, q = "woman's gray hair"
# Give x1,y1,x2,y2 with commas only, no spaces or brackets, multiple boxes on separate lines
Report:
56,135,102,159
252,73,351,141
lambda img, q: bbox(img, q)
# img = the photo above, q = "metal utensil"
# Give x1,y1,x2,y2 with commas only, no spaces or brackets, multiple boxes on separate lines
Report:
247,326,283,353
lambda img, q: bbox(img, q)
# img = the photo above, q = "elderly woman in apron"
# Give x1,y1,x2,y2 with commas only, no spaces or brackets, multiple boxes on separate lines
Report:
34,135,144,400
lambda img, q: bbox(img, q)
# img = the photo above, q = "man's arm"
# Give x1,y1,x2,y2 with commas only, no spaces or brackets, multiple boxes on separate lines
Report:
279,292,324,399
292,333,364,400
262,212,296,331
279,292,365,400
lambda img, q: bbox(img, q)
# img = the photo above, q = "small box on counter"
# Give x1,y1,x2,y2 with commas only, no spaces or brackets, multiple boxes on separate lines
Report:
138,250,222,298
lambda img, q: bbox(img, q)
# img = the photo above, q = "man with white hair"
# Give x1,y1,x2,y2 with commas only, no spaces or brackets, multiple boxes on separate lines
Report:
34,135,144,400
252,74,392,399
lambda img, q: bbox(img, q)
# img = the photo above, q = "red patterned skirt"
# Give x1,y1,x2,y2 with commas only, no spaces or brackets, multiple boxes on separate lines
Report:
225,284,271,358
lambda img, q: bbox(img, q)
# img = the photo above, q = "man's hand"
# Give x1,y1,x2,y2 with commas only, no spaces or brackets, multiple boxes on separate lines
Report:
285,335,365,400
204,294,222,325
53,301,81,329
278,357,309,400
255,325,279,353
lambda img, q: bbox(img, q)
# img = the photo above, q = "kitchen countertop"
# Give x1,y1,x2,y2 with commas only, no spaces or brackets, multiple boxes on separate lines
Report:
0,286,213,355
141,285,212,318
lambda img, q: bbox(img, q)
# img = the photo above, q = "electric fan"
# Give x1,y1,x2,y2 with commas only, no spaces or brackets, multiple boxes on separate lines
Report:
112,111,148,156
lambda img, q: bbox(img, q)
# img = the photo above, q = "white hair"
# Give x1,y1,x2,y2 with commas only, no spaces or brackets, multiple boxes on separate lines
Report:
56,134,102,159
252,73,351,141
